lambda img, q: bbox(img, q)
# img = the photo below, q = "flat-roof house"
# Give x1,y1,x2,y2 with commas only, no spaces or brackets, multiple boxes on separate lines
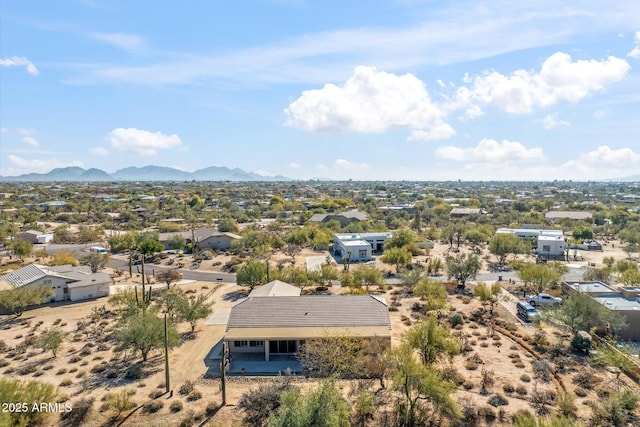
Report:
0,264,111,304
15,230,53,244
333,232,393,262
309,210,368,228
545,211,593,221
158,227,240,251
225,295,391,364
496,228,565,258
449,208,485,218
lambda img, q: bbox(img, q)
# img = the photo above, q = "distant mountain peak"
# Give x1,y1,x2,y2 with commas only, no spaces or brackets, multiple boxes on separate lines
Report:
0,165,290,182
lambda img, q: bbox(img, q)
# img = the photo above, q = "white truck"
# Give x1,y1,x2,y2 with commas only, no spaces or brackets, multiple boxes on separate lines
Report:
526,293,562,306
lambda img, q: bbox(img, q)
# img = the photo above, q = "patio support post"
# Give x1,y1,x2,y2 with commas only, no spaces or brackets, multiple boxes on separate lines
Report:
265,340,270,361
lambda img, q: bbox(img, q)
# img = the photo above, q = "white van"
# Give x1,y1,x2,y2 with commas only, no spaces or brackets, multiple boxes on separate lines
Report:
516,301,539,322
89,246,108,254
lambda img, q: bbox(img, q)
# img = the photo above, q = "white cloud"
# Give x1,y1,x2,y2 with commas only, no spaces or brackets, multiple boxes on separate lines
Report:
593,109,612,120
91,33,145,52
0,128,7,133
315,158,371,179
287,162,301,169
462,52,630,113
0,56,39,75
435,139,545,164
408,123,456,141
285,66,450,140
628,31,640,58
21,136,39,146
563,145,640,169
17,128,36,135
254,169,275,177
334,158,370,172
540,113,570,130
6,154,83,174
106,128,183,156
90,146,110,156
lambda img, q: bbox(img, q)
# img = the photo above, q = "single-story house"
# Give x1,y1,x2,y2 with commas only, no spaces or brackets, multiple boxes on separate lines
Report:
249,280,301,297
545,211,593,221
333,232,393,261
449,208,485,218
15,230,53,244
225,295,391,362
309,210,368,228
496,228,566,258
158,227,240,251
0,263,111,303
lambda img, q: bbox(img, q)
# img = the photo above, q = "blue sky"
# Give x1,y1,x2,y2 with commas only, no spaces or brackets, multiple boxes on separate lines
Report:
1,0,639,180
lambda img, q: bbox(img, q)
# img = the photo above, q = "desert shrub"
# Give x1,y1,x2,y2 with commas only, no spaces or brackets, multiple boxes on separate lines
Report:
0,340,8,353
60,397,94,426
206,402,220,416
75,370,86,378
60,378,73,386
4,367,15,374
520,374,531,382
463,381,474,390
441,366,465,386
69,355,82,363
32,371,43,377
0,358,8,368
68,367,77,373
179,380,195,395
80,361,88,366
478,405,496,422
106,370,118,379
508,352,520,359
149,389,164,399
170,400,184,413
186,389,202,402
90,364,107,374
105,389,136,416
97,343,110,351
532,360,552,382
596,386,613,399
488,393,509,407
125,363,143,379
514,362,525,369
502,382,515,394
574,387,588,397
465,360,480,370
143,400,164,414
238,382,295,427
17,364,37,375
450,313,464,327
79,347,92,357
56,368,67,375
573,371,599,388
42,364,53,371
492,341,502,347
516,385,528,396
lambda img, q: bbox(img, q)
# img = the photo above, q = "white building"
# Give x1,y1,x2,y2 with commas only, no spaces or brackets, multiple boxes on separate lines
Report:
0,264,111,303
333,232,393,262
496,228,565,258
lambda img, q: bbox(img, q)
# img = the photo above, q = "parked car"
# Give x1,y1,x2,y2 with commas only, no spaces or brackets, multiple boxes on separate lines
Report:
517,301,540,322
526,293,562,306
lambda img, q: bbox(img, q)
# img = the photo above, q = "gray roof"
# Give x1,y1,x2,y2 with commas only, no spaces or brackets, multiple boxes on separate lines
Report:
0,264,47,288
0,264,110,289
309,210,368,222
158,227,240,242
249,280,301,297
227,295,390,329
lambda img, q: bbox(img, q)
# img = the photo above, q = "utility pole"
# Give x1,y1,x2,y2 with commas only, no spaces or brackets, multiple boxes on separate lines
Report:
164,313,170,394
220,341,229,405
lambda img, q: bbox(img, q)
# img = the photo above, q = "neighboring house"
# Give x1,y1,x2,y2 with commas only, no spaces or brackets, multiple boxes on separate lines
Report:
308,210,368,227
545,211,593,221
333,232,393,262
225,295,391,362
249,280,301,297
158,227,241,251
0,264,111,303
449,208,485,218
563,281,640,340
496,228,566,258
15,230,53,244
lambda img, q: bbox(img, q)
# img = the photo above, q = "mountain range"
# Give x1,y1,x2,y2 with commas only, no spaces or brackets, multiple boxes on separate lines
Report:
0,165,291,182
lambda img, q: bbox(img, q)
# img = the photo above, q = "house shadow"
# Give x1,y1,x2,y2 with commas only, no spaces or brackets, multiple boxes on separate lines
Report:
222,289,247,302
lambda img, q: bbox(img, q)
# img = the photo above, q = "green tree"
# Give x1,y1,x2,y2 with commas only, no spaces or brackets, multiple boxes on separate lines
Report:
105,389,136,418
157,286,187,321
473,282,503,315
218,217,239,233
0,285,53,317
113,309,180,361
12,238,32,260
390,344,460,426
48,250,79,266
403,316,460,365
176,292,214,332
446,253,481,289
572,225,593,241
620,268,640,287
543,292,627,335
166,234,186,250
398,267,425,293
268,379,350,427
352,264,384,290
382,247,412,273
516,263,562,294
0,378,59,427
488,233,527,266
384,229,417,249
413,278,447,312
36,327,68,357
237,258,268,290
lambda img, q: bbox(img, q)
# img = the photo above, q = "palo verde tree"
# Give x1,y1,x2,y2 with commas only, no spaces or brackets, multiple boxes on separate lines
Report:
36,326,68,357
414,278,448,312
237,258,267,291
446,253,481,289
516,263,563,294
488,233,527,267
113,307,179,362
0,285,53,317
12,237,33,260
0,378,59,427
176,292,215,333
80,252,110,273
156,269,182,287
403,315,460,365
473,282,503,316
381,247,412,273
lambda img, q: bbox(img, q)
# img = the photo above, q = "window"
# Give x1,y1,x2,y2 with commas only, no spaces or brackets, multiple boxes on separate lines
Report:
358,249,367,258
542,245,551,252
63,288,69,294
249,340,264,347
43,279,52,285
269,340,297,353
234,341,248,347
